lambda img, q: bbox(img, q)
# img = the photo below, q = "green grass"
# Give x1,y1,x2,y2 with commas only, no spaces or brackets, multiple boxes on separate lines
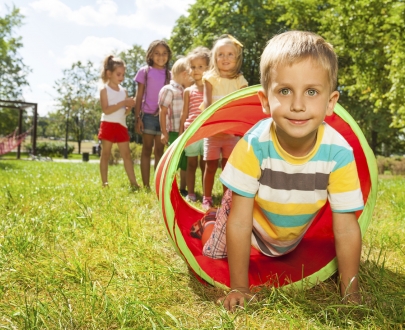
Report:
0,161,404,329
1,151,100,161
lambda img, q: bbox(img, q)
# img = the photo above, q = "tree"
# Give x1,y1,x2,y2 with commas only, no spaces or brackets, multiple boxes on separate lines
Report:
118,45,146,142
0,6,31,136
45,112,66,139
0,6,30,100
169,0,286,85
380,1,405,131
37,116,49,137
0,108,18,136
276,1,403,155
275,0,405,155
169,0,405,155
314,0,405,155
54,61,98,154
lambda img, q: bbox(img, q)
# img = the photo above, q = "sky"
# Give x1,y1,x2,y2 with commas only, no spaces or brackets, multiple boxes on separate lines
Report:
2,0,195,116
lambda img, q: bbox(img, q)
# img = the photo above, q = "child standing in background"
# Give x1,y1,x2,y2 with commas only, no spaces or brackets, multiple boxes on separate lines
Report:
98,55,139,189
202,35,248,210
179,47,211,202
134,40,172,189
158,57,192,195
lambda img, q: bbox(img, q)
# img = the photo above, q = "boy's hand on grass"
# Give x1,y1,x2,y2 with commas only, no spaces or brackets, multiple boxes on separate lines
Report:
217,288,254,312
343,290,362,305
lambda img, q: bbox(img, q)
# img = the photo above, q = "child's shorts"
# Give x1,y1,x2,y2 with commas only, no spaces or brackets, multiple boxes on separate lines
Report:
142,113,161,135
185,139,204,157
202,189,233,259
98,121,129,143
168,131,187,171
203,134,239,161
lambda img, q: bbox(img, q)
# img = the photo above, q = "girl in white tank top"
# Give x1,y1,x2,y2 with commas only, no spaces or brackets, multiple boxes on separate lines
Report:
98,55,140,189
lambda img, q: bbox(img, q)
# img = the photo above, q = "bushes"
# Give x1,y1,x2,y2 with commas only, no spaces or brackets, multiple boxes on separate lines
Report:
109,142,142,165
25,142,74,157
376,156,405,175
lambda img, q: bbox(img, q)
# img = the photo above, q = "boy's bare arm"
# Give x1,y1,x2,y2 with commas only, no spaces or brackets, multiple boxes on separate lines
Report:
179,89,190,135
333,212,362,303
219,192,254,311
159,105,169,145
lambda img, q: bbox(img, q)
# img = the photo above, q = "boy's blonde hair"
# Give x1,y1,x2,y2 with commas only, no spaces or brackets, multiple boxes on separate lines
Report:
260,31,338,93
208,35,243,79
187,46,210,68
171,56,189,77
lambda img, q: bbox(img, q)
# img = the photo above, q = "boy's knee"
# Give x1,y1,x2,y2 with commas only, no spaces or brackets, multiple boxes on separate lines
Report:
206,161,218,171
188,162,198,171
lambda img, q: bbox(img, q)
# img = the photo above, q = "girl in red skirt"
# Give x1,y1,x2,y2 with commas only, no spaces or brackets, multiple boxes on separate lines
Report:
98,55,140,189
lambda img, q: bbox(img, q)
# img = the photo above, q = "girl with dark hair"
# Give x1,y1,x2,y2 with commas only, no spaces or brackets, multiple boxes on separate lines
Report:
134,40,172,188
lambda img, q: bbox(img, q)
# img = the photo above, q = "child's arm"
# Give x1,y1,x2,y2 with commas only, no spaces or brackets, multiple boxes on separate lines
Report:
125,91,132,116
333,212,362,303
219,192,255,311
100,88,135,115
159,105,169,145
134,82,145,134
239,75,248,90
203,81,213,110
179,89,190,135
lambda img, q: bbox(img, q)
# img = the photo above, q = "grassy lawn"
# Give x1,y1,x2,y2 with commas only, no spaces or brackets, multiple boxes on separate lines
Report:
0,160,404,329
2,150,101,161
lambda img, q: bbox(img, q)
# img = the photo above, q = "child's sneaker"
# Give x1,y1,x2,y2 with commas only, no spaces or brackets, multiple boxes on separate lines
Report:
202,196,213,210
186,193,197,202
180,189,188,197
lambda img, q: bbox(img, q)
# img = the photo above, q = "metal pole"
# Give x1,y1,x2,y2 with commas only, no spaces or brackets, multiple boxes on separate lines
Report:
32,104,38,155
17,107,23,159
64,107,69,159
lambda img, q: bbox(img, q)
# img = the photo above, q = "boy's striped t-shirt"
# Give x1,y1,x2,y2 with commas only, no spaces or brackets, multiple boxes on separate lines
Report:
220,118,364,257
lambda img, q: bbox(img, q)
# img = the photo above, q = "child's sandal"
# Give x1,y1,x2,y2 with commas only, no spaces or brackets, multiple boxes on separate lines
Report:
190,209,217,239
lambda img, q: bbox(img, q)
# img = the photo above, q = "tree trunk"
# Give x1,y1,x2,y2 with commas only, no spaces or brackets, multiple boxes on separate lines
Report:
370,130,378,156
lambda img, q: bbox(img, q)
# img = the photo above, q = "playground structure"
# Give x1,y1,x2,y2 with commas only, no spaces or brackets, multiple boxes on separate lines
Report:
155,85,378,291
0,99,38,158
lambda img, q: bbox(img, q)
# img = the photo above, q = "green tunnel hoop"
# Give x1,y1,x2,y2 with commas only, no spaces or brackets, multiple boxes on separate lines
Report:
155,85,378,290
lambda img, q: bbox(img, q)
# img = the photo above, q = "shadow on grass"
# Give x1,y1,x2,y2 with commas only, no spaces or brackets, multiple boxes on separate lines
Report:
0,159,20,170
185,258,405,328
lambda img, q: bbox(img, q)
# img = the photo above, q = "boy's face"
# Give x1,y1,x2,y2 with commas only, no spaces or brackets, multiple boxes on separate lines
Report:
175,70,192,88
258,58,339,154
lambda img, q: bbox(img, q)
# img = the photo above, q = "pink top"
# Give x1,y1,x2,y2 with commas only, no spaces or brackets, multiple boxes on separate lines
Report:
134,66,170,115
184,89,203,129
